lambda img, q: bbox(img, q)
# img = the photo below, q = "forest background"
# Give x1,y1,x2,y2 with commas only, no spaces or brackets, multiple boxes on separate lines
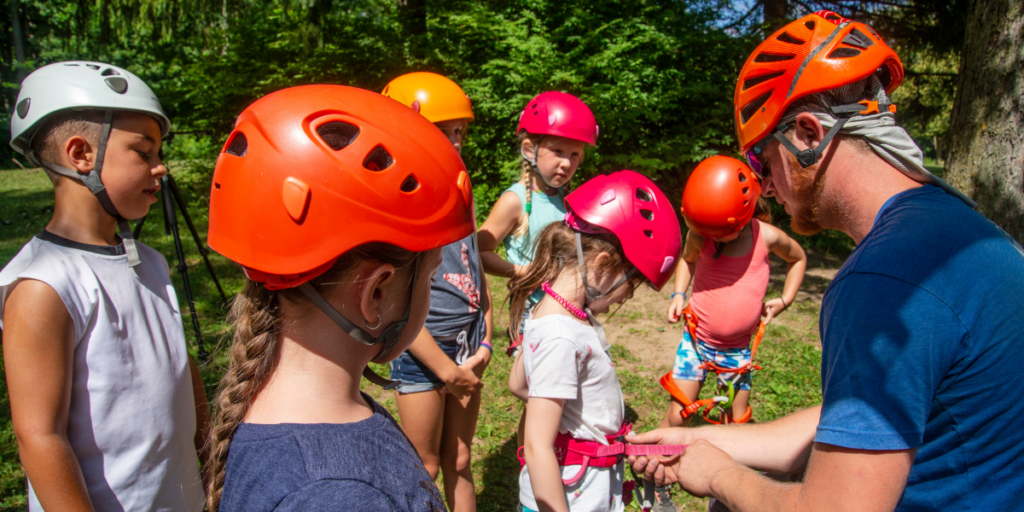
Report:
0,0,972,224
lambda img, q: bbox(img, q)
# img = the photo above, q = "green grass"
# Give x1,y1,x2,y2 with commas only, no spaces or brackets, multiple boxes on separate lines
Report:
0,167,825,511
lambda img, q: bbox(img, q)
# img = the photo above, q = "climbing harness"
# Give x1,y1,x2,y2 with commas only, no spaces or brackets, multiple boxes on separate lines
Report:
660,305,766,425
517,423,687,511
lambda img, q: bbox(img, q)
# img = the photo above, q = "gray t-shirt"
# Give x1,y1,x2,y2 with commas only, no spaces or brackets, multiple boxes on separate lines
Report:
424,233,485,346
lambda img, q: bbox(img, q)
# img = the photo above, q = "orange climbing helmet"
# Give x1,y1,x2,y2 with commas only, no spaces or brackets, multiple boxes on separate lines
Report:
681,156,762,239
207,84,475,290
734,10,904,155
381,72,474,124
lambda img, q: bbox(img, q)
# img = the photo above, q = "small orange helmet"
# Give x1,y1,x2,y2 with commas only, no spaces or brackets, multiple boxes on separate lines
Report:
381,72,474,124
682,156,762,239
735,11,904,155
207,84,475,291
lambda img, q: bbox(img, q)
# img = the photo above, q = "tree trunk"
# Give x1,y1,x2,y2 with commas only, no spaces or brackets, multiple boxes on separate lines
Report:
945,0,1024,241
9,0,26,83
763,0,788,33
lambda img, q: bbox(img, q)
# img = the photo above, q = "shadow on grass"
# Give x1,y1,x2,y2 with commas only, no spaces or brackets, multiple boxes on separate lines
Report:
476,436,521,511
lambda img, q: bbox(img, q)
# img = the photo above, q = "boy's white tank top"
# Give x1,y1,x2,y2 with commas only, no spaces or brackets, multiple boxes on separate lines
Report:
0,231,204,511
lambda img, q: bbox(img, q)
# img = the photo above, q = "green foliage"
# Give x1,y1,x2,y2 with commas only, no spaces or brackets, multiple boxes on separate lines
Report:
2,0,754,214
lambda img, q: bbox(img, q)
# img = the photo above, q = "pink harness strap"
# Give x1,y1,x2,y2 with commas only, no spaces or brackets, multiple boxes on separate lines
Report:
517,423,688,486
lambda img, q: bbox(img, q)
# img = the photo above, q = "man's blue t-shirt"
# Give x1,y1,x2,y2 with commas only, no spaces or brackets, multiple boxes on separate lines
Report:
219,395,446,511
817,185,1024,510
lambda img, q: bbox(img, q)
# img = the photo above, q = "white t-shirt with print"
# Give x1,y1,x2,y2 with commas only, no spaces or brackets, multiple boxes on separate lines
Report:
0,232,205,511
518,314,625,512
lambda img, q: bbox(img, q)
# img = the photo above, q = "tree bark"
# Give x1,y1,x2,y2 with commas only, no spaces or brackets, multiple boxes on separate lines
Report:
9,0,26,83
763,0,788,33
946,0,1024,241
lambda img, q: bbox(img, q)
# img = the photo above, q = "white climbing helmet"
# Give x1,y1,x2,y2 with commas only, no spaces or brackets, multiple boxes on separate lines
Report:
10,61,170,158
9,61,171,267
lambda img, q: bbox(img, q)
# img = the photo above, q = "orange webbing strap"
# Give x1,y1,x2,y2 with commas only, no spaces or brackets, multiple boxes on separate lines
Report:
660,372,718,419
698,321,766,375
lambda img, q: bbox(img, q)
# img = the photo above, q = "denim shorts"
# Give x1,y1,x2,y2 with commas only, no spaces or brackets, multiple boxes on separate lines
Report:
672,329,753,391
389,327,477,394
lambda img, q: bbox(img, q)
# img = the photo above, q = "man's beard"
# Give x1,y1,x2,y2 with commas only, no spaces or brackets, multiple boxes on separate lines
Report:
785,150,828,235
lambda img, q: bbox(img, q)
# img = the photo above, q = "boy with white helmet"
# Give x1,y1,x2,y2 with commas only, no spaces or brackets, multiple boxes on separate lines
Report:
0,61,208,511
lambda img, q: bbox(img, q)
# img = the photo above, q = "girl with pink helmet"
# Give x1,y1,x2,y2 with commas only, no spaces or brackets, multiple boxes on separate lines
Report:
478,91,599,329
506,170,682,512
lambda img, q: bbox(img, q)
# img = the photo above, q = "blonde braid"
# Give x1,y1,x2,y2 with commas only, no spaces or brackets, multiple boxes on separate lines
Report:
206,280,281,511
512,158,533,239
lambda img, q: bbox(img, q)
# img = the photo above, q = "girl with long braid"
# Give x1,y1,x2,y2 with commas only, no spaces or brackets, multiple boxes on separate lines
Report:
202,85,474,511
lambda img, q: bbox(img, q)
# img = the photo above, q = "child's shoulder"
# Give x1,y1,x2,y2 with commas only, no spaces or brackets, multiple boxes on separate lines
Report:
524,314,595,347
503,181,527,198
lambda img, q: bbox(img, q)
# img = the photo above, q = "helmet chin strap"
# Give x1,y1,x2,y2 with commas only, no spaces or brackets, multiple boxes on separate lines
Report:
27,109,141,266
296,261,420,390
574,231,638,308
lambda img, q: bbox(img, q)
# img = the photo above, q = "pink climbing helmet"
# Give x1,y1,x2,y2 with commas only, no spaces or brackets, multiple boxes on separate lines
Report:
516,91,599,144
565,170,682,290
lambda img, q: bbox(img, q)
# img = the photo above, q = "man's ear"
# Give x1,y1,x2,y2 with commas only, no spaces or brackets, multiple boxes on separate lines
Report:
64,135,95,174
357,262,397,329
793,112,826,151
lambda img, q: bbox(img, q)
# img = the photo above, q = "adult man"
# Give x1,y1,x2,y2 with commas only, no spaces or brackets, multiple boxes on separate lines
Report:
631,11,1024,512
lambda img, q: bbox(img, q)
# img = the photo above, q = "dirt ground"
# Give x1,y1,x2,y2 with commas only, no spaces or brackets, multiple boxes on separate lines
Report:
601,249,845,378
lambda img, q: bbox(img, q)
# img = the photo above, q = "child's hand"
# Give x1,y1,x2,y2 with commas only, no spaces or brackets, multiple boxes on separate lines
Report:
443,355,485,398
761,298,788,325
667,294,687,323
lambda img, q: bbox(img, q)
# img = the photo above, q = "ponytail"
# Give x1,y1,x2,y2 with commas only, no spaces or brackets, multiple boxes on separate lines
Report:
754,196,772,224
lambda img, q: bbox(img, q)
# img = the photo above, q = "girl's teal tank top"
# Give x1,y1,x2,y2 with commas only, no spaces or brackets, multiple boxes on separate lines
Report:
501,182,567,267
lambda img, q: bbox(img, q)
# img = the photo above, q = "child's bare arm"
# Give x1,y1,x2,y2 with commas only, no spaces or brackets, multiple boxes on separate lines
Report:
189,356,211,486
3,280,95,512
760,221,808,323
667,231,703,322
477,191,524,278
508,351,528,401
524,397,569,512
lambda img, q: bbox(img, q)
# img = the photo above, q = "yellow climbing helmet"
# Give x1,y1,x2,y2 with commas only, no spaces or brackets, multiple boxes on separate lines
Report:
381,72,474,124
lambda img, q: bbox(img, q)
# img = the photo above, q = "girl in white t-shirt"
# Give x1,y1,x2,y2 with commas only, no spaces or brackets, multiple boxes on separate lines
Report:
507,171,682,512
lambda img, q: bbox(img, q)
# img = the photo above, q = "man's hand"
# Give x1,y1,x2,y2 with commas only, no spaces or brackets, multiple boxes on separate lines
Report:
672,440,742,498
443,354,484,398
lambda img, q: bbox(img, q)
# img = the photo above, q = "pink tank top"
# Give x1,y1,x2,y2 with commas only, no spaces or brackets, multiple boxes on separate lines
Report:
690,220,770,349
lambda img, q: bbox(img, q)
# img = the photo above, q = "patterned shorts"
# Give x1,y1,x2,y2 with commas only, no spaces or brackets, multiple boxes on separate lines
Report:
672,329,752,391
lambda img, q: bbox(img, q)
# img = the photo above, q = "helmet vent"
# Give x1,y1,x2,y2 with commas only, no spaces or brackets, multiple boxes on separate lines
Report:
754,53,795,63
64,63,79,66
105,77,128,94
744,199,750,206
635,188,653,202
16,98,30,119
805,21,815,30
742,187,750,195
738,172,747,183
776,32,804,45
225,132,248,157
400,174,420,193
743,71,784,91
843,28,874,49
363,145,394,171
643,229,654,239
317,122,359,151
640,209,654,221
100,67,121,76
828,48,862,59
86,64,100,70
740,91,772,124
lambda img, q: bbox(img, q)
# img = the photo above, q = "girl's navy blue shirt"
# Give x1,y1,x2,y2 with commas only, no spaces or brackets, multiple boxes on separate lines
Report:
220,394,446,511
